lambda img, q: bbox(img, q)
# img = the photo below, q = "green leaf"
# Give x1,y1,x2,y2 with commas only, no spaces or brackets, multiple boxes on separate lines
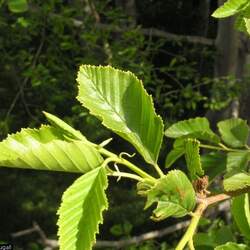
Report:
215,242,250,250
223,172,250,192
217,118,249,148
226,151,250,174
165,117,220,143
57,167,108,250
0,126,103,173
184,138,204,179
231,194,250,240
8,0,28,13
165,139,185,168
145,170,196,221
212,0,249,18
235,4,250,33
43,111,87,141
77,65,163,165
201,152,227,181
194,226,235,248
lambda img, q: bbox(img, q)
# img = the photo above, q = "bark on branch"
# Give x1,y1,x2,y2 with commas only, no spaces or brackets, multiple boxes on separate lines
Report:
71,19,215,46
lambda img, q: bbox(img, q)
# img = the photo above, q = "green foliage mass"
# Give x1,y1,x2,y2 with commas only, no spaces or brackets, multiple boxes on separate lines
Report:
0,1,249,249
1,65,250,249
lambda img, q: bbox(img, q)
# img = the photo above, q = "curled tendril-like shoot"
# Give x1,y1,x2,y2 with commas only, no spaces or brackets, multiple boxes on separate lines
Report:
119,151,136,159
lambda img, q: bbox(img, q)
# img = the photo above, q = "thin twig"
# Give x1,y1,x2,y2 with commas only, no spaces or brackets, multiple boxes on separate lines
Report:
5,27,46,121
11,220,190,249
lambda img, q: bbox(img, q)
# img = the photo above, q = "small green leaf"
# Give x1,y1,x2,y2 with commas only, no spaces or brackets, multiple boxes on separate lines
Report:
145,170,196,221
165,139,185,168
231,194,250,240
8,0,28,13
184,138,204,179
0,126,103,173
212,0,249,18
223,172,250,192
201,152,227,181
227,151,250,174
43,111,87,141
77,65,164,165
215,242,250,250
217,118,249,148
57,167,108,250
165,117,220,143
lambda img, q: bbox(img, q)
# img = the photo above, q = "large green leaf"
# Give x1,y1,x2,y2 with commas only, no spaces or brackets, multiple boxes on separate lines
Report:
231,194,250,240
201,152,227,181
215,242,250,250
165,139,185,168
212,0,249,18
217,118,249,148
57,167,108,250
145,170,195,221
77,65,163,165
43,111,87,141
165,117,220,143
8,0,28,13
226,151,250,174
184,138,204,179
223,172,250,192
0,126,103,173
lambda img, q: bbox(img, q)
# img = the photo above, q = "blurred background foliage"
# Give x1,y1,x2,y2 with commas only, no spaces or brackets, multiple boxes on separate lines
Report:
0,0,249,249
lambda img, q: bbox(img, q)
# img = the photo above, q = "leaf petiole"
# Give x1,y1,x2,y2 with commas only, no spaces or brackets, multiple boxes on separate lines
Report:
98,147,156,183
108,171,143,182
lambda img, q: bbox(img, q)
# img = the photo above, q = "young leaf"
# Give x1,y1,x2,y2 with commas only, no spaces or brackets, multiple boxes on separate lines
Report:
165,117,220,143
77,65,163,165
215,242,250,250
43,111,87,141
226,151,250,174
57,167,108,250
223,172,250,192
145,170,195,221
184,138,204,179
231,194,250,240
217,118,249,148
212,0,249,18
0,126,103,173
165,139,185,168
8,0,28,13
201,152,227,181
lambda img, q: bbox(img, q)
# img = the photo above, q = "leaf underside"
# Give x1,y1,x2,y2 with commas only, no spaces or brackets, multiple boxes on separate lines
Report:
0,125,103,173
57,167,108,250
77,65,164,165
